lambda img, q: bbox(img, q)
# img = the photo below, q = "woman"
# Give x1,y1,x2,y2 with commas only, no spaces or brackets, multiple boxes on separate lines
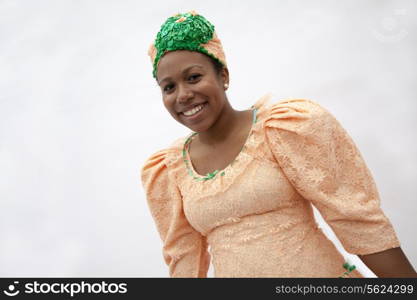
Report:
140,11,416,278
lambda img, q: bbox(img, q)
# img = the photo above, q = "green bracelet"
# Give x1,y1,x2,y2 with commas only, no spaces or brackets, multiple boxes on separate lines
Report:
339,262,356,278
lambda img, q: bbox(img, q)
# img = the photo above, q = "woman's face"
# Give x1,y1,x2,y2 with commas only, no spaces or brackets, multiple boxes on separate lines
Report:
156,50,228,133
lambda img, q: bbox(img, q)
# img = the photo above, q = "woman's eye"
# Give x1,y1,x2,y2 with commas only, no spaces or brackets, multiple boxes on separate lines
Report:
164,84,174,92
188,74,201,81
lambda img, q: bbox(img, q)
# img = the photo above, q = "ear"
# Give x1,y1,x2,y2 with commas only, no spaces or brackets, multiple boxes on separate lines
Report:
220,67,229,86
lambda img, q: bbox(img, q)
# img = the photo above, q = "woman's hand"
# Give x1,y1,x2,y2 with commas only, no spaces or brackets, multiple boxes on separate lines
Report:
358,247,417,278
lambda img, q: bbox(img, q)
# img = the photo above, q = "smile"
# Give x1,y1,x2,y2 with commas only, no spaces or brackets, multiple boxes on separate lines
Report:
180,102,208,120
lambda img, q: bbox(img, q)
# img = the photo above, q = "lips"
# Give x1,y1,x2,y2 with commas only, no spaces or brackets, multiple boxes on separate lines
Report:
180,102,208,120
179,102,208,114
179,102,208,115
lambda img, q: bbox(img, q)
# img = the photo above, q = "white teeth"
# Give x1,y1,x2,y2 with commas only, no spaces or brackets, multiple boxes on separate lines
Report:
183,103,204,116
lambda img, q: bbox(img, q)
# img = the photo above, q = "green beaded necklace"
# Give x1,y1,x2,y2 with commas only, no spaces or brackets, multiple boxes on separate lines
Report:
182,107,258,181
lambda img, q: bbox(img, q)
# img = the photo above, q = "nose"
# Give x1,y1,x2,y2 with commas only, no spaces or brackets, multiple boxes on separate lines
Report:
177,83,193,104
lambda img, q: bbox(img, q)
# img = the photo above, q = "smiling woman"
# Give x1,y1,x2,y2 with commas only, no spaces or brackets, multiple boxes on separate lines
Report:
155,50,250,154
140,10,417,278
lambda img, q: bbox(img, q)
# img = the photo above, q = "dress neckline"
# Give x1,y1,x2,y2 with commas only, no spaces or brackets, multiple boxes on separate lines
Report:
182,107,258,181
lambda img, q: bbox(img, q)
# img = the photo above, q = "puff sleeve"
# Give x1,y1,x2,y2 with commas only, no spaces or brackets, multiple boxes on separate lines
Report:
140,149,211,277
264,99,401,256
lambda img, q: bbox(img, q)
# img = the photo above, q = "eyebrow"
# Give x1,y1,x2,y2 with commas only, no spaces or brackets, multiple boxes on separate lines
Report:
158,64,204,85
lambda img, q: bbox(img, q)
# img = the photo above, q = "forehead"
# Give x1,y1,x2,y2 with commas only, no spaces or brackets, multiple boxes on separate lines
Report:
156,50,212,81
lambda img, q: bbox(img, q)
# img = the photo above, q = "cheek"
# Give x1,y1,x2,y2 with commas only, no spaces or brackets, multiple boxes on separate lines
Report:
162,97,180,117
162,98,172,113
162,93,174,105
195,80,221,95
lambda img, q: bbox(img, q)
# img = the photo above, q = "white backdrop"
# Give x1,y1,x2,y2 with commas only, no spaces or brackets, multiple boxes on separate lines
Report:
0,0,416,277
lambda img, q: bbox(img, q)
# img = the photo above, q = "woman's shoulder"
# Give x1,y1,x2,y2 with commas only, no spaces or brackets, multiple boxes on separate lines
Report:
141,135,186,173
253,93,333,130
254,93,327,117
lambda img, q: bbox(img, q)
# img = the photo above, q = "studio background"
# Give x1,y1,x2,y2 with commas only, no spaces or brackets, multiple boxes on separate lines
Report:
0,0,416,277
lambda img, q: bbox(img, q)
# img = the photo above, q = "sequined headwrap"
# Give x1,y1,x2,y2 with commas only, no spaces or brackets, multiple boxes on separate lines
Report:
148,10,227,78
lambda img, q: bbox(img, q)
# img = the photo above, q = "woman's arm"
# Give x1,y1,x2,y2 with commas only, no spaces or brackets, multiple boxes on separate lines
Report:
358,247,417,278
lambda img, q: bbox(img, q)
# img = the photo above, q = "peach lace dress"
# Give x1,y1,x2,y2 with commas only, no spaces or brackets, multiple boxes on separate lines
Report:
140,93,401,278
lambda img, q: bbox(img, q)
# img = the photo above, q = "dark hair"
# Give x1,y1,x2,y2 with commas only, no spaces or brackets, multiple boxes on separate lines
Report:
207,55,224,75
155,52,225,83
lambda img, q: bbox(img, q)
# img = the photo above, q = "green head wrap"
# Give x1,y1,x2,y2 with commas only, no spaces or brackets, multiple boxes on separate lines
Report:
148,11,227,78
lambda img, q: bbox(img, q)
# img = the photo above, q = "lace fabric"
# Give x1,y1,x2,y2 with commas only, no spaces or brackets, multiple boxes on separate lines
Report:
140,93,401,277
